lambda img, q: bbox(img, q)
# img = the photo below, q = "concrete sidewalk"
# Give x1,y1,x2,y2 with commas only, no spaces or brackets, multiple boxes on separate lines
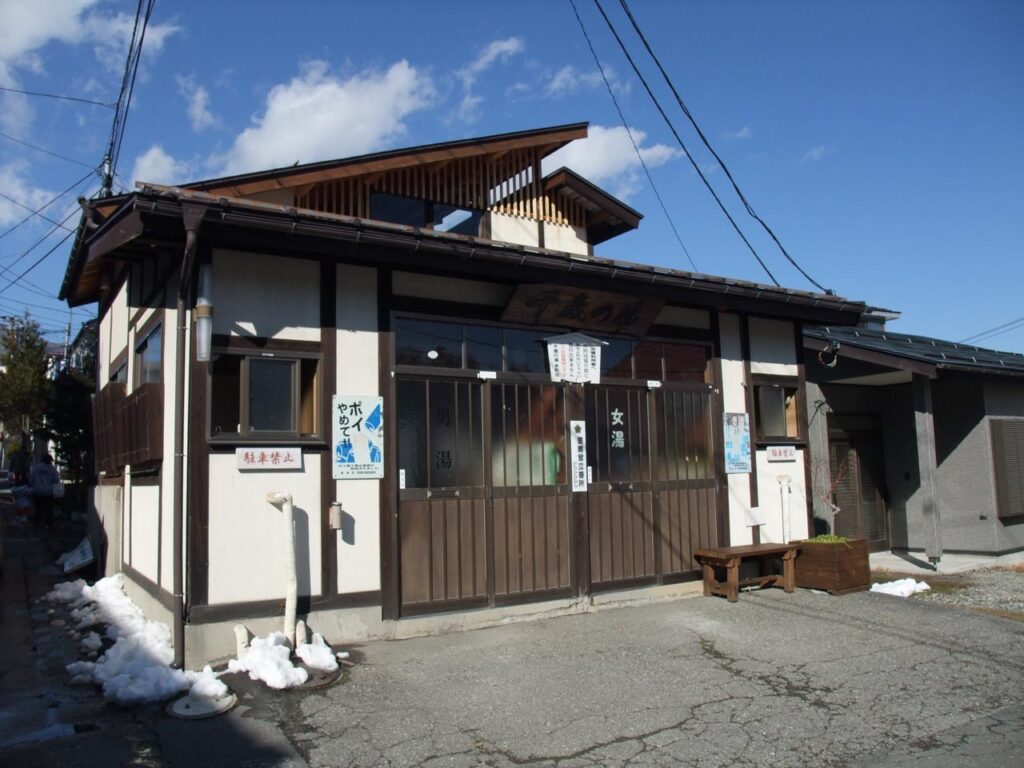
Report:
870,548,1024,574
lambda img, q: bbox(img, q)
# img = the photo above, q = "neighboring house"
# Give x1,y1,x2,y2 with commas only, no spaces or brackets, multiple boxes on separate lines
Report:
68,318,99,380
60,123,867,666
804,315,1024,560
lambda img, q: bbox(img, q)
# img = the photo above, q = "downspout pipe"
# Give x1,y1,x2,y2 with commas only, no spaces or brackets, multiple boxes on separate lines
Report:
172,206,204,668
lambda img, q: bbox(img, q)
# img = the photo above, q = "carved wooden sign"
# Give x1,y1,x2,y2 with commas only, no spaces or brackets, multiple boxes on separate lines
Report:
501,284,664,337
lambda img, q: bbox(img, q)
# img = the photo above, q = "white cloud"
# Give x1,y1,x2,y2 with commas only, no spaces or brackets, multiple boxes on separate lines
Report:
0,163,55,227
543,64,627,98
725,126,752,140
0,0,178,134
801,145,831,163
215,60,434,176
454,37,524,122
541,125,682,199
176,75,219,132
130,145,191,187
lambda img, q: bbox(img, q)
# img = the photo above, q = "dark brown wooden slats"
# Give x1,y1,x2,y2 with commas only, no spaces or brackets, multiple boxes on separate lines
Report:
93,382,163,472
992,419,1024,519
586,387,656,587
397,379,487,609
654,388,718,577
490,382,572,597
829,435,889,547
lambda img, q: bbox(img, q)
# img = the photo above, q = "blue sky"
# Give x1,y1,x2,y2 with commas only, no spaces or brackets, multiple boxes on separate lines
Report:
1,0,1022,352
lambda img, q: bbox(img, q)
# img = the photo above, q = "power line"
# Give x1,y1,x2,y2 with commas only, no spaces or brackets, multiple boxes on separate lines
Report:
567,0,698,273
0,84,116,109
0,228,77,298
588,0,780,286
0,190,74,233
960,314,1024,345
616,0,830,294
0,169,97,242
0,129,99,170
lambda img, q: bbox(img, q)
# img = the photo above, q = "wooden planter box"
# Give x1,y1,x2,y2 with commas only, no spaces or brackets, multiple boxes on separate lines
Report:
793,539,870,595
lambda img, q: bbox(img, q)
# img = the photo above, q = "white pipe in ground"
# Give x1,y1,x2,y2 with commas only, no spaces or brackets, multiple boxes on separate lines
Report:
266,491,297,648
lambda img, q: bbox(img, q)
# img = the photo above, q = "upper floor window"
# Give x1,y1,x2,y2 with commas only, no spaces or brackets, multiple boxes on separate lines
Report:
134,323,162,386
370,193,485,237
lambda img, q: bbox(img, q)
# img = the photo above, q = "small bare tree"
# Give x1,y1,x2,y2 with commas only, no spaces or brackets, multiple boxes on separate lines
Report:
811,455,849,533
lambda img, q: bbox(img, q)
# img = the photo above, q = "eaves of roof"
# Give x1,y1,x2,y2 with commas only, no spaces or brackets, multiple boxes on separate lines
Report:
64,186,868,326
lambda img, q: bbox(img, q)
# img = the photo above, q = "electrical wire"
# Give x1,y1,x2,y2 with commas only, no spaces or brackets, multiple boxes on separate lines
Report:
0,130,99,171
0,85,116,109
0,190,74,233
0,228,77,298
616,0,831,294
959,314,1024,346
588,0,780,286
0,169,97,242
567,0,698,273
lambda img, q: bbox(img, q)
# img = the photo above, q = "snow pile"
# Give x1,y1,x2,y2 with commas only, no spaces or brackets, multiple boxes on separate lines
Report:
296,633,338,672
47,575,228,705
189,665,229,700
871,578,931,597
228,632,309,689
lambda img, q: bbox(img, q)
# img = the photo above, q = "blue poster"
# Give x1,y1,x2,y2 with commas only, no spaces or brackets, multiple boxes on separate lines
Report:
723,412,752,474
332,395,384,479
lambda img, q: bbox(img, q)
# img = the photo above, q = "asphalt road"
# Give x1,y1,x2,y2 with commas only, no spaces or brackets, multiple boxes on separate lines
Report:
270,589,1024,767
4,539,1023,768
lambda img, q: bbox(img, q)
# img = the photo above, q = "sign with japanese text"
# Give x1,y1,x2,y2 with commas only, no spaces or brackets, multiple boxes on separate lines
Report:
332,395,384,480
502,284,664,337
236,447,303,471
546,332,606,384
610,406,626,450
570,420,587,492
723,412,752,474
766,445,797,462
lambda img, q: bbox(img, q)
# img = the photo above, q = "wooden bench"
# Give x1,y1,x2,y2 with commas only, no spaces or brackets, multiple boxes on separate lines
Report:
695,543,800,602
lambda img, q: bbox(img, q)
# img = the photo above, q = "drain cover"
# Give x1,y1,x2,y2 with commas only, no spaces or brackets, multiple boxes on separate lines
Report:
165,692,237,720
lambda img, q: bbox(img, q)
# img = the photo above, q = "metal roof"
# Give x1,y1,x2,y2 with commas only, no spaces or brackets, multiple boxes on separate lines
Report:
807,325,1024,377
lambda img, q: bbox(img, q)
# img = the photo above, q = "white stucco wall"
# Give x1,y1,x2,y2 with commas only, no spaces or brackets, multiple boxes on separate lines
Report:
100,278,130,382
392,271,513,307
207,454,323,604
719,313,754,545
490,212,539,249
128,483,161,583
542,222,589,256
211,249,319,341
334,265,382,594
749,317,798,376
755,450,810,544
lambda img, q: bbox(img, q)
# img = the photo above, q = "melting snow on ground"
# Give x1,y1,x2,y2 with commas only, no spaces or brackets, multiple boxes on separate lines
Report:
46,574,228,706
871,578,931,597
228,632,309,689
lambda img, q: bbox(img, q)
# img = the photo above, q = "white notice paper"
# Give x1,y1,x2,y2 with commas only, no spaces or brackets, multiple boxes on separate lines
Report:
570,420,588,492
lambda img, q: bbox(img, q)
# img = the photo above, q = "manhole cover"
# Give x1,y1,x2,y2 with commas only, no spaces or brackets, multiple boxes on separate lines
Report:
165,692,237,720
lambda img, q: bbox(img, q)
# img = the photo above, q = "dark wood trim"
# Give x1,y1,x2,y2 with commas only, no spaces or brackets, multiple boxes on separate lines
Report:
320,256,337,597
739,315,759,510
129,470,161,486
123,562,176,613
709,310,729,547
211,334,322,354
646,324,714,342
187,291,211,609
750,372,801,386
399,596,490,618
566,383,589,599
803,335,937,378
390,296,505,322
109,348,128,383
187,590,382,625
98,473,125,486
378,268,400,620
492,586,574,607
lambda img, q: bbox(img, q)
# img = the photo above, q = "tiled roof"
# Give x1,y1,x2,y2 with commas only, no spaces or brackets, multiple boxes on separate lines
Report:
807,325,1024,376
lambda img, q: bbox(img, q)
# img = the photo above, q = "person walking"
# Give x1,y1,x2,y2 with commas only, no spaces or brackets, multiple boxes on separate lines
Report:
29,454,60,530
9,439,30,486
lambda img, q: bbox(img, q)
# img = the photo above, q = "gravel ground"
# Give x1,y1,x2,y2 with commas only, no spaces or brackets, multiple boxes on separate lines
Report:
877,567,1024,621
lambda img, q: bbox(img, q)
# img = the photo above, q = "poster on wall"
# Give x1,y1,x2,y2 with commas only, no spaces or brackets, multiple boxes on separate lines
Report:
332,395,384,480
723,412,752,474
545,332,607,384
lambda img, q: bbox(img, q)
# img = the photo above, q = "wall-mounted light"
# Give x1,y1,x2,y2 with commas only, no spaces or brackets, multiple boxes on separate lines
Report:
195,263,213,362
